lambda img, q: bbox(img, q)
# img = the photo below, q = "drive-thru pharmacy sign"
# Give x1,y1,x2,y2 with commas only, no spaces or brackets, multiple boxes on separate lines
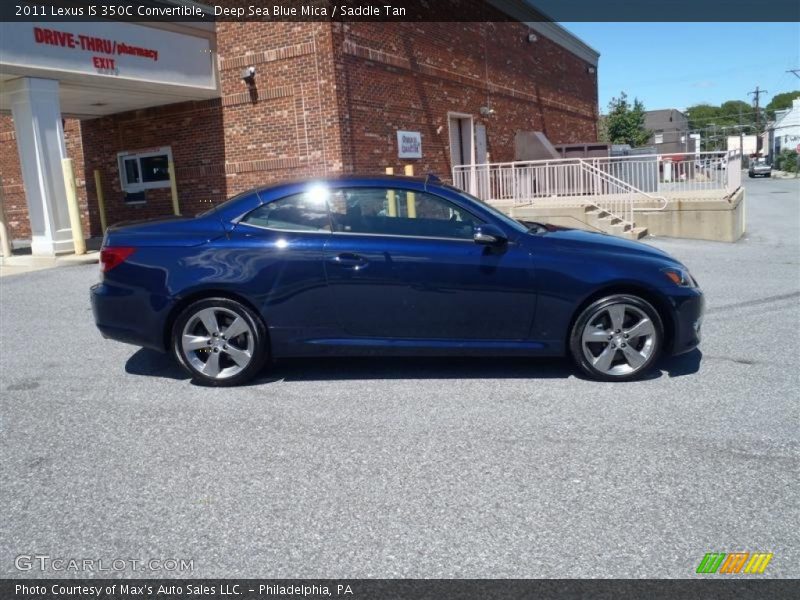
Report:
0,20,215,89
33,26,159,71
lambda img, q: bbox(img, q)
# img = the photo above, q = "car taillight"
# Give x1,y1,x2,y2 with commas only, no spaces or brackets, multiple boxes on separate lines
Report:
100,247,135,272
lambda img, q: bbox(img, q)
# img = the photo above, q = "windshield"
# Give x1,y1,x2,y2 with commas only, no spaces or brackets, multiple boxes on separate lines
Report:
442,184,529,234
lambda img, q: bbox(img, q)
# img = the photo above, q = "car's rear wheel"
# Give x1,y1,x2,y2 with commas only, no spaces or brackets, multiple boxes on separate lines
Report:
569,294,663,381
172,297,267,386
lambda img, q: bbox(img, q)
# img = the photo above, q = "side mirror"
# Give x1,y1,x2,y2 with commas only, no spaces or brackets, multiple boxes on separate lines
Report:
473,223,507,246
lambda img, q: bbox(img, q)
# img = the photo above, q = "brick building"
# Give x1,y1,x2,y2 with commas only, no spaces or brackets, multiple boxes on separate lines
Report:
0,11,598,252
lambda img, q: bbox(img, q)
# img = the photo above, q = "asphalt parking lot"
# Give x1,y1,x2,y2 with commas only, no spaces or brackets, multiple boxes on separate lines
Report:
1,177,798,578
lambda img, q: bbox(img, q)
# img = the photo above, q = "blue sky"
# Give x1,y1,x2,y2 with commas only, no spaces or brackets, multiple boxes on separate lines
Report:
561,22,800,112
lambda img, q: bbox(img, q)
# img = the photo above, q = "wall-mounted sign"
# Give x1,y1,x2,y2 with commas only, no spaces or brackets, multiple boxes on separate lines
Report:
397,131,422,159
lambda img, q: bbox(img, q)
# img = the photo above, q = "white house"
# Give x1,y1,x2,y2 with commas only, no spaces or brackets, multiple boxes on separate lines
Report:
770,97,800,161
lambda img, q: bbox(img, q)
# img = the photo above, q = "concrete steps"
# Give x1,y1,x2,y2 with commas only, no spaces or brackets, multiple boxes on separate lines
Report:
584,207,648,240
509,203,649,241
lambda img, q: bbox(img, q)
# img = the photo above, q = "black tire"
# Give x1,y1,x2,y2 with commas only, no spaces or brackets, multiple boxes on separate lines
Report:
172,297,268,386
569,294,664,382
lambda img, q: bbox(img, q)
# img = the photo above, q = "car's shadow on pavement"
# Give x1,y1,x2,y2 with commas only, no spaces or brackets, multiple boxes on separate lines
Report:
660,348,703,378
125,348,703,385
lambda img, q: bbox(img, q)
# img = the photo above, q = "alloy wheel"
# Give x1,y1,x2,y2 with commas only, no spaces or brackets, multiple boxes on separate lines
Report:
580,302,657,376
181,306,255,379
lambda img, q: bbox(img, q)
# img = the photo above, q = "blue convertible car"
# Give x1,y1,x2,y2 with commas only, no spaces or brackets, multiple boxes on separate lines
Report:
91,175,703,385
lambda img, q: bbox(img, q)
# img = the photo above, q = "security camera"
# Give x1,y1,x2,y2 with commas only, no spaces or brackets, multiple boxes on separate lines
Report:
480,106,496,116
241,66,255,82
527,33,538,43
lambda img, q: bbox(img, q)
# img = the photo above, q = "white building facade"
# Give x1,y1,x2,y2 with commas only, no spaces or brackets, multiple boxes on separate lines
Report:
770,97,800,160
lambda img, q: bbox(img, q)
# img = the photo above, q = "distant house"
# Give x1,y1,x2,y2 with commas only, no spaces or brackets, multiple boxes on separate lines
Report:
769,97,800,161
727,135,758,156
644,109,696,154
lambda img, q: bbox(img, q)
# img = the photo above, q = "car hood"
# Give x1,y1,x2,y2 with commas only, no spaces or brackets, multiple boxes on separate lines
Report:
535,227,679,264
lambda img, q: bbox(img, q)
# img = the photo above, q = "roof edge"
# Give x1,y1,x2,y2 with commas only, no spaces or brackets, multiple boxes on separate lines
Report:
487,0,600,66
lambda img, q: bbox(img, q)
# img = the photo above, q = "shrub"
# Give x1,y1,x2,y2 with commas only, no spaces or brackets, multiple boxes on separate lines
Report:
775,149,798,173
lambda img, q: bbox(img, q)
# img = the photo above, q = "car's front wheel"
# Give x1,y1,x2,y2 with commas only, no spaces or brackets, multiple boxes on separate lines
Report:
172,297,268,386
569,294,663,381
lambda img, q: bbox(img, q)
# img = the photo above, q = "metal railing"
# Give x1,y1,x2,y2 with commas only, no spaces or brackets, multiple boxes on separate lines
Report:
452,150,743,208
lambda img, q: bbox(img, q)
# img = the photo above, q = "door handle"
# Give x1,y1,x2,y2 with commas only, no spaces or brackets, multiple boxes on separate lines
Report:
329,252,369,270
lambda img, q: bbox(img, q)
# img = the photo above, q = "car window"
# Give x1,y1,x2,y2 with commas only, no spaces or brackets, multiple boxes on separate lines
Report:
443,184,529,235
240,193,331,232
327,188,482,239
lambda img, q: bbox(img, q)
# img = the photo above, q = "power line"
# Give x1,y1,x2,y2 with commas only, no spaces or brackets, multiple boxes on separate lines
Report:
787,69,800,80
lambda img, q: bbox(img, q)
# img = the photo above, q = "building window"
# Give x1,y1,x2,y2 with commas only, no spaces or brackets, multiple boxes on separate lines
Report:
117,147,172,193
654,133,664,144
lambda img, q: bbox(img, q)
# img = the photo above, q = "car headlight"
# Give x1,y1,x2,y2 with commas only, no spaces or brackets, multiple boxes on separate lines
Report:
662,267,697,288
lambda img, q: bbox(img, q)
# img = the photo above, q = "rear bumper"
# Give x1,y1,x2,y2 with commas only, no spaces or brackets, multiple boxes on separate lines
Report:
664,287,704,355
91,282,168,352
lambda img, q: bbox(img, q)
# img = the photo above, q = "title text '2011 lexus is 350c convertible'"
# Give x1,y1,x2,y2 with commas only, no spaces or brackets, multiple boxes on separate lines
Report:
91,175,703,386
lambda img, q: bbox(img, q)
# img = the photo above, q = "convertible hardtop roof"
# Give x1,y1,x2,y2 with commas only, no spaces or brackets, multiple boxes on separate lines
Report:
250,173,446,196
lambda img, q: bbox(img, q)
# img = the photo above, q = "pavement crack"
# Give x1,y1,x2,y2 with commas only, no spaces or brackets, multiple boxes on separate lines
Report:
706,291,800,314
704,355,758,366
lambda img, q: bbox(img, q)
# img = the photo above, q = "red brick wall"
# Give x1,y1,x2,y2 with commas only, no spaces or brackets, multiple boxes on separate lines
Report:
81,21,345,227
0,114,90,240
0,115,29,240
6,21,598,236
330,21,598,178
81,100,229,228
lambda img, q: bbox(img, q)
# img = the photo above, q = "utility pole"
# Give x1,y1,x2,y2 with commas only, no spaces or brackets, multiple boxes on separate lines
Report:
748,86,767,153
787,69,800,80
739,107,744,164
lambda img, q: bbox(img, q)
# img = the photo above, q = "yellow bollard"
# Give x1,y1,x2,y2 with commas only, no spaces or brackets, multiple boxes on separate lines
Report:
93,169,108,233
404,164,416,218
385,167,397,217
168,160,180,216
0,174,13,257
61,158,86,255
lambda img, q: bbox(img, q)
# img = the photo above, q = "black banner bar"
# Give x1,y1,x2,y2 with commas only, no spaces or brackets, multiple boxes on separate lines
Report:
2,0,800,22
3,579,800,600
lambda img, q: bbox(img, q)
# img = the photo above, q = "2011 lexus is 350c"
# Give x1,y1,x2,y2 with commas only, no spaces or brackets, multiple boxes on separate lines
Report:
91,175,704,386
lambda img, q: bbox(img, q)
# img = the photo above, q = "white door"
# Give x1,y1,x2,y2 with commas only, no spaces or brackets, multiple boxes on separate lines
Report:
474,123,488,199
448,114,474,194
448,114,474,167
475,123,487,164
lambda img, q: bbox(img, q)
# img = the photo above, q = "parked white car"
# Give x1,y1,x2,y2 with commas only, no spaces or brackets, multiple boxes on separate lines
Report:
748,159,772,178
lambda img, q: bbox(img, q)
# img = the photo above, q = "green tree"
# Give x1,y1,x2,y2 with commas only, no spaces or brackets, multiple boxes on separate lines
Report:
766,91,800,119
597,114,609,143
686,101,760,150
605,92,650,147
685,103,721,131
719,100,753,125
